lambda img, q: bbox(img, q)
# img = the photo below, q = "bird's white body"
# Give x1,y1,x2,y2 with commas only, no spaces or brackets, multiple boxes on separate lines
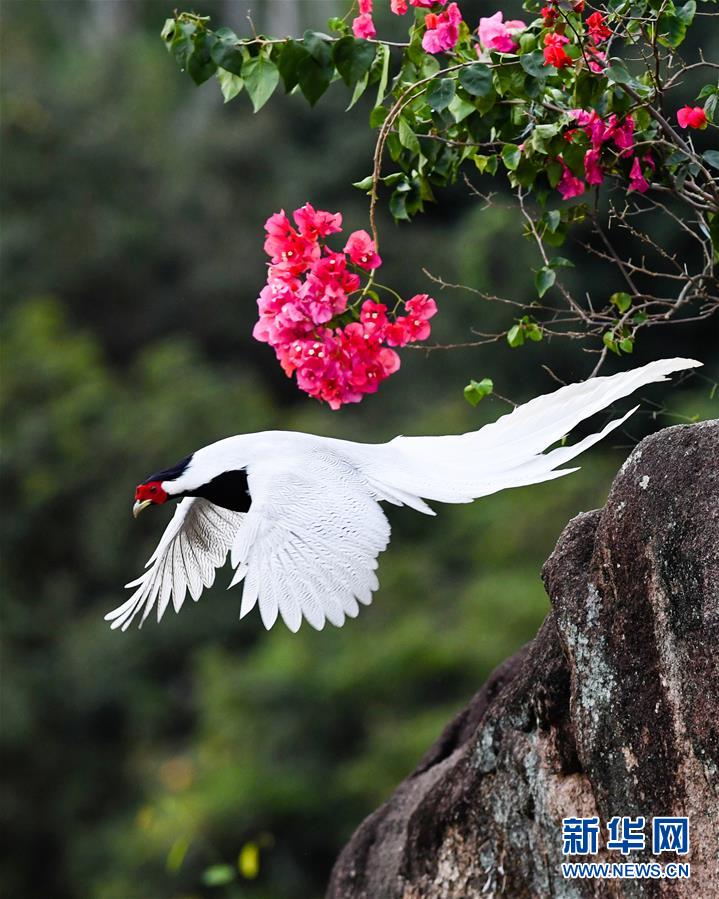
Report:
107,358,701,633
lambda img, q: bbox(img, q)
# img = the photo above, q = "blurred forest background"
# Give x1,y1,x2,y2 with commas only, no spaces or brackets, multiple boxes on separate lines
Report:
1,2,716,898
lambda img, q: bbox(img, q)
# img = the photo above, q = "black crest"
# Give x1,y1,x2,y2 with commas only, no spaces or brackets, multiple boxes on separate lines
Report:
143,455,192,484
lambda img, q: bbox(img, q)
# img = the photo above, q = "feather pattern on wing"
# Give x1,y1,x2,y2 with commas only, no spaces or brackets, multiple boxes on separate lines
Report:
105,498,244,630
227,451,390,632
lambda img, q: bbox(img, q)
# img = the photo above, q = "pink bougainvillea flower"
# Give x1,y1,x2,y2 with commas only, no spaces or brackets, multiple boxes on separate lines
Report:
409,0,448,8
570,108,593,128
557,161,585,199
423,3,462,54
478,11,526,53
263,210,320,274
352,12,376,38
391,0,408,13
584,147,604,185
677,106,708,129
344,230,382,270
293,203,343,240
628,156,650,193
254,206,436,408
404,294,438,340
607,113,634,154
543,32,572,68
587,46,606,73
405,293,438,321
541,4,558,25
360,299,389,337
586,113,610,146
586,11,612,43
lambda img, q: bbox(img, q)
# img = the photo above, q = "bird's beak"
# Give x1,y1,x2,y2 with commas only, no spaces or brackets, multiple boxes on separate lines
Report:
133,499,153,519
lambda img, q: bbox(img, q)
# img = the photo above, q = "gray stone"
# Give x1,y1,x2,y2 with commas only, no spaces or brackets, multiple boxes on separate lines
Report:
327,421,719,899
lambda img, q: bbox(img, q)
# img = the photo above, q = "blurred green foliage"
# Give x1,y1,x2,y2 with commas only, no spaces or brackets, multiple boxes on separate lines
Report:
1,3,714,899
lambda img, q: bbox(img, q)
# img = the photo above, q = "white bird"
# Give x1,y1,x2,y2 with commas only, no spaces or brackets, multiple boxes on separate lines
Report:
106,358,700,633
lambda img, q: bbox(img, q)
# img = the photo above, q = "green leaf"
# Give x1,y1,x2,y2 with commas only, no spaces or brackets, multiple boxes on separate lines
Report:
161,18,175,44
278,40,306,92
657,12,688,48
369,105,388,127
217,68,243,102
398,117,420,155
473,154,498,175
546,160,563,189
501,143,521,171
297,53,332,105
210,30,244,75
352,175,374,191
165,20,196,69
603,331,619,354
610,291,632,313
619,337,634,353
703,150,719,170
697,83,719,100
544,210,561,233
548,256,574,269
464,377,494,406
458,64,493,97
347,71,369,110
389,188,409,221
188,32,217,85
535,266,556,297
676,0,696,25
375,43,390,107
530,123,561,154
520,50,546,79
333,37,376,86
606,57,652,96
202,864,236,887
166,836,189,873
526,322,543,342
493,64,526,98
328,16,350,35
705,94,718,124
506,324,524,348
242,54,280,112
302,30,332,66
426,78,456,112
449,94,475,123
607,57,632,84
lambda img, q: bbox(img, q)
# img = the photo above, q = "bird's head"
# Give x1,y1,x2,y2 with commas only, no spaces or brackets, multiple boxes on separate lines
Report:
133,481,168,517
132,455,193,518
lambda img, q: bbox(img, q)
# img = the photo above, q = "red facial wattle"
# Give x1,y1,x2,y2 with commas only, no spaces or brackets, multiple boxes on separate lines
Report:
134,481,168,505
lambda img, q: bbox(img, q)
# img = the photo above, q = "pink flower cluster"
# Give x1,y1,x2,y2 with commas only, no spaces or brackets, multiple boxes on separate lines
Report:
555,111,653,198
477,11,526,53
423,3,462,53
353,0,460,41
254,204,437,409
677,105,708,129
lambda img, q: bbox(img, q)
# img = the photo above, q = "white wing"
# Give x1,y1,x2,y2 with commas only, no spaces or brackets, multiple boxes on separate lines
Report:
106,498,244,631
228,450,390,633
352,357,702,507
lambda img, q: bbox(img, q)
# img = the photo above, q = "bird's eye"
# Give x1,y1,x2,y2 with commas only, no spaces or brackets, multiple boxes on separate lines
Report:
150,486,157,493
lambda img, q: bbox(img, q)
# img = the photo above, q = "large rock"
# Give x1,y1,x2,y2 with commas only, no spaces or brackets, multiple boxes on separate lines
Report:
328,421,719,899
